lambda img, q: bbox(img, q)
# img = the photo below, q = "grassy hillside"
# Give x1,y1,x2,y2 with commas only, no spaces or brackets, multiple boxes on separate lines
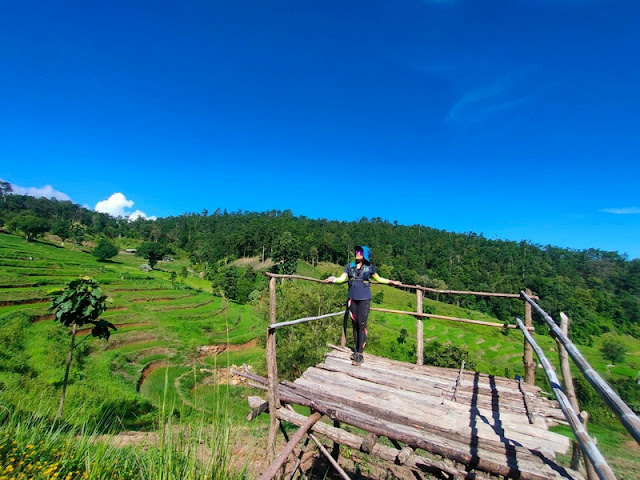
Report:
1,232,639,477
0,232,267,428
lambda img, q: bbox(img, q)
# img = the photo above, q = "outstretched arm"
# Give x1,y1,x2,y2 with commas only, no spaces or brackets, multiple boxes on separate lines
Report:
372,273,401,286
325,272,348,284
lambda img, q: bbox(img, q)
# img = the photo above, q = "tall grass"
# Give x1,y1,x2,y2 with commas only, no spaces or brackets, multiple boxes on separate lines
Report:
0,375,246,480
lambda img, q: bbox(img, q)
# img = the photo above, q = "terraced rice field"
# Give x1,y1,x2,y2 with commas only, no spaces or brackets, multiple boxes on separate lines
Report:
0,232,267,421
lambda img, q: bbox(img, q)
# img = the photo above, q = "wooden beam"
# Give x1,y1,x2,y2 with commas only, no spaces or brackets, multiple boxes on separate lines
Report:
270,310,345,329
276,407,469,479
522,290,640,446
262,271,537,299
263,272,327,283
516,317,616,480
258,412,322,480
370,307,532,330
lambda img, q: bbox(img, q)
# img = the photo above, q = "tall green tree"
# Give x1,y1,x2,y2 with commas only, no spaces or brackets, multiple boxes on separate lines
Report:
8,214,50,241
52,220,72,247
48,277,116,419
92,238,119,262
272,231,300,275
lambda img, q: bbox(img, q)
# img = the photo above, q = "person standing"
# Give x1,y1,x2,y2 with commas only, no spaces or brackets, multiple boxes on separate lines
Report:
325,245,400,365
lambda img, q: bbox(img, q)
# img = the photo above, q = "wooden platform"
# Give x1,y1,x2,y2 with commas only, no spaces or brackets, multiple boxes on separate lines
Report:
259,346,585,480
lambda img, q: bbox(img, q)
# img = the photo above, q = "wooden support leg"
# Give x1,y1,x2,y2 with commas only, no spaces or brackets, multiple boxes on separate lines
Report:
287,435,311,480
308,433,352,480
258,412,323,480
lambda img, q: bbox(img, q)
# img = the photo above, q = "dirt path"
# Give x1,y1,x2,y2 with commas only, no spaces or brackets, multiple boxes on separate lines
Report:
136,360,170,392
75,322,153,336
196,339,258,361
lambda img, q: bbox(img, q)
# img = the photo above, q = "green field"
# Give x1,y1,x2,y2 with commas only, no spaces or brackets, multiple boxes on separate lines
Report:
1,231,639,478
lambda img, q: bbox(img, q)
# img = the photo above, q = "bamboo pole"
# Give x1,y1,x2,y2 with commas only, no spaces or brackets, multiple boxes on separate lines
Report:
266,277,281,463
521,290,640,446
258,412,323,480
270,310,346,329
262,272,538,299
416,289,423,366
516,317,616,480
263,272,327,283
524,288,536,385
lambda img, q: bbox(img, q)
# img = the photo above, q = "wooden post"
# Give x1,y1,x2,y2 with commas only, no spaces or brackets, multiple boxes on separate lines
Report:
266,277,281,463
416,289,424,366
559,313,597,480
523,288,536,385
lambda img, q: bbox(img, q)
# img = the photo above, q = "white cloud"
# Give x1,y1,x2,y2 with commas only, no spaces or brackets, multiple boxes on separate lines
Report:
600,207,640,215
9,182,71,201
129,209,157,221
94,192,156,220
95,193,134,217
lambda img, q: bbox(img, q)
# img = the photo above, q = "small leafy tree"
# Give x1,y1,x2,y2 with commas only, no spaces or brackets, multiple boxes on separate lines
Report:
48,277,116,419
136,242,169,269
92,238,119,262
51,220,72,247
8,214,50,241
600,339,626,364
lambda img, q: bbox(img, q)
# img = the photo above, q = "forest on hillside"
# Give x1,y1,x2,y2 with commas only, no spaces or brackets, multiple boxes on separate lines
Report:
1,190,639,345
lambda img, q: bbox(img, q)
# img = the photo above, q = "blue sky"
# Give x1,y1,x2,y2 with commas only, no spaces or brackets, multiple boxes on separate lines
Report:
2,1,639,258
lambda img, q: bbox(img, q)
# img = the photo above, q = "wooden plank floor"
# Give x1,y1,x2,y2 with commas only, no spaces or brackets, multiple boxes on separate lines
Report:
287,346,584,480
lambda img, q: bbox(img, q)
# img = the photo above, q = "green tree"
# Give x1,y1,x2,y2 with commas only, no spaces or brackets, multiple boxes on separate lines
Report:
600,339,626,364
70,225,85,245
8,214,50,241
92,238,119,262
136,242,169,269
48,277,116,419
272,231,301,275
219,267,239,300
51,220,72,247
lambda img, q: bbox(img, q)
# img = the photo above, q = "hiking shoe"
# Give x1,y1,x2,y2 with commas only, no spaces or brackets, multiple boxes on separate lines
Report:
351,353,363,366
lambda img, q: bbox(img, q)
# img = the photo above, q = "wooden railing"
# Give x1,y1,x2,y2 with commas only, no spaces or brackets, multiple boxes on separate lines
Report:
259,273,640,479
262,272,539,463
516,292,640,480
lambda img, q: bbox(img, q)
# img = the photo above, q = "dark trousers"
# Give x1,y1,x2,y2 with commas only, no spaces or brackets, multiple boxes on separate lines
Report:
348,298,370,353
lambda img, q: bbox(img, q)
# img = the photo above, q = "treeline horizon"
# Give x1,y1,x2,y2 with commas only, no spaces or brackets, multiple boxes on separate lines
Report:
1,193,639,344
